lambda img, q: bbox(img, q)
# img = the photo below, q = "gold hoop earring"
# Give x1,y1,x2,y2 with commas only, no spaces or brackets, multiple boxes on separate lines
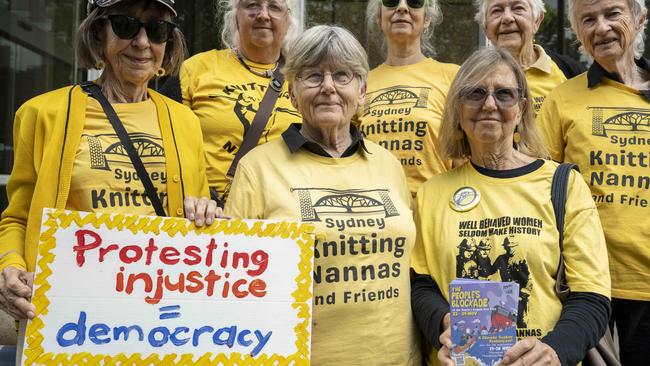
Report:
95,60,105,69
156,67,166,77
513,126,522,144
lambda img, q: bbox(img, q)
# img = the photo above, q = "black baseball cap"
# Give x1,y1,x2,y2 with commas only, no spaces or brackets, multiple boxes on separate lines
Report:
87,0,177,16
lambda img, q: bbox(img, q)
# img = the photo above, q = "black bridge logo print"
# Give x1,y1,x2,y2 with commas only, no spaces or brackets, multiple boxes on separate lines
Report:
362,86,430,116
291,188,399,222
590,106,650,137
86,132,165,171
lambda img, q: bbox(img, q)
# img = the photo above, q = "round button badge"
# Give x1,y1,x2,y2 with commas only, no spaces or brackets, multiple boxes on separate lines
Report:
450,186,481,212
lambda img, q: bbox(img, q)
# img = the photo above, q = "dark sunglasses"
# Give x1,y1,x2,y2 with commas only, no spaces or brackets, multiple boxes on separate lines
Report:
461,86,523,109
100,14,176,44
380,0,427,9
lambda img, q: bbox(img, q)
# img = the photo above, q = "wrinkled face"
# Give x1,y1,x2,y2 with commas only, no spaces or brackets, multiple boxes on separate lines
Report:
102,1,169,86
484,0,542,54
236,0,290,52
289,61,366,130
379,0,431,43
459,62,525,151
573,0,642,64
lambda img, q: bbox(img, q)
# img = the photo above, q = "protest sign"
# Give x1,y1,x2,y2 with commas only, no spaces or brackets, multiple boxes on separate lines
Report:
20,209,314,365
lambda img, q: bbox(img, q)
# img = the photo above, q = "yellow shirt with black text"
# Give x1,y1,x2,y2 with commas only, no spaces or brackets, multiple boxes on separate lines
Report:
180,49,301,194
67,98,166,215
226,139,421,365
411,160,610,366
526,45,568,114
355,58,458,195
537,73,650,300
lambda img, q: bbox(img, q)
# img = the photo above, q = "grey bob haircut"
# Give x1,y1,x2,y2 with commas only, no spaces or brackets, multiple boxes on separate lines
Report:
282,25,369,84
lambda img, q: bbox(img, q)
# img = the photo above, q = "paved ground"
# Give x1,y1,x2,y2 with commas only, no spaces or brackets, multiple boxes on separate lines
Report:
0,312,16,345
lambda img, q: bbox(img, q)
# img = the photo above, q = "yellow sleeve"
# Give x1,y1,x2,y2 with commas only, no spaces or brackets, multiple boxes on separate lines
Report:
536,89,566,162
562,169,611,297
179,61,192,108
410,184,431,275
224,161,264,219
0,103,37,271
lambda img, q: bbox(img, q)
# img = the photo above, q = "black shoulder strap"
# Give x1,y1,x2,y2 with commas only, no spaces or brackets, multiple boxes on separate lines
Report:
80,81,167,217
226,56,286,180
551,162,579,303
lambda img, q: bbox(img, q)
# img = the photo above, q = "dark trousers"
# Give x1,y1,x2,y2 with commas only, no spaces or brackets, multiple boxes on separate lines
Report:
611,298,650,366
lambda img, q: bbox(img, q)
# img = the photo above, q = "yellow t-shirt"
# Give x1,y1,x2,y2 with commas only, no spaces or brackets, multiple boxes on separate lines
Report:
355,58,459,195
526,45,568,114
537,73,650,300
226,139,421,365
68,98,167,215
411,160,610,364
180,49,301,193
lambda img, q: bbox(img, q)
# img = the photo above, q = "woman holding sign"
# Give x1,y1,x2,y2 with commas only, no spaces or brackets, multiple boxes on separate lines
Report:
410,48,610,366
226,25,421,364
0,0,217,319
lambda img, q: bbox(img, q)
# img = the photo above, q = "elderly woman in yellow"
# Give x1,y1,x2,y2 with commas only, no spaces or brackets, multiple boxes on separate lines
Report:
537,0,650,362
474,0,584,113
0,0,215,319
226,25,421,364
178,0,302,206
358,0,459,195
411,48,611,366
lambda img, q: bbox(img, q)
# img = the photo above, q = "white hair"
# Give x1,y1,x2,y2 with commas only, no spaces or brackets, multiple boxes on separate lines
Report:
218,0,300,50
568,0,647,57
474,0,546,29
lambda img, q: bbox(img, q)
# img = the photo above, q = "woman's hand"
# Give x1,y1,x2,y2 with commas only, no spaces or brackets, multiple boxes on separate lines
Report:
502,337,560,366
184,196,230,226
0,267,35,319
438,313,455,366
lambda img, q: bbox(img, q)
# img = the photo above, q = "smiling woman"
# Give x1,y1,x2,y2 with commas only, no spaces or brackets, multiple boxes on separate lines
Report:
0,0,212,321
475,0,584,114
178,0,302,207
355,0,460,196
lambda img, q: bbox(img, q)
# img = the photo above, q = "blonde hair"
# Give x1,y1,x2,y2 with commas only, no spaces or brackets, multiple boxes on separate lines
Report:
75,3,186,75
440,47,549,159
366,0,442,57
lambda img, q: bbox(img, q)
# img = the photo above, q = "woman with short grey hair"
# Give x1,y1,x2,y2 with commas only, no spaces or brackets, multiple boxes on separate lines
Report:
538,0,649,363
226,25,422,365
412,47,611,366
474,0,583,114
356,0,460,197
178,0,302,206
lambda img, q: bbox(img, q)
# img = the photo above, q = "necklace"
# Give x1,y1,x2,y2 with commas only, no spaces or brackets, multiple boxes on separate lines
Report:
235,50,278,78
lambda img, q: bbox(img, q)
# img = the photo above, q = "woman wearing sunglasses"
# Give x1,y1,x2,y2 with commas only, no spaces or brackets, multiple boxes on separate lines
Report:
0,0,218,319
177,0,301,207
410,48,610,366
357,0,459,196
474,0,584,114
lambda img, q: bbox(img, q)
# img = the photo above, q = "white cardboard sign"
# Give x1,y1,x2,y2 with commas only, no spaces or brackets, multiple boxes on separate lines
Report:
21,209,314,365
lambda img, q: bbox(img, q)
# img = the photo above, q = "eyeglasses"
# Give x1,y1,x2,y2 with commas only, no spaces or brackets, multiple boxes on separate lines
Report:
380,0,427,9
100,15,176,44
239,0,289,19
297,70,356,88
461,86,522,109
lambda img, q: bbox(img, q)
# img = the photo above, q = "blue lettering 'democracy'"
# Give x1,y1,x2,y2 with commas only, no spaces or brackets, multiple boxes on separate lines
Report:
55,306,273,357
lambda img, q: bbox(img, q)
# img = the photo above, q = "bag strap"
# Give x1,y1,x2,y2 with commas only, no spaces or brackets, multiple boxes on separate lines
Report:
226,56,286,180
551,162,579,303
80,81,167,217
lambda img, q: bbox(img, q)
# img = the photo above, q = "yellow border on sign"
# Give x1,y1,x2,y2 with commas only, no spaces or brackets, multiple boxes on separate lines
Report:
24,209,314,366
